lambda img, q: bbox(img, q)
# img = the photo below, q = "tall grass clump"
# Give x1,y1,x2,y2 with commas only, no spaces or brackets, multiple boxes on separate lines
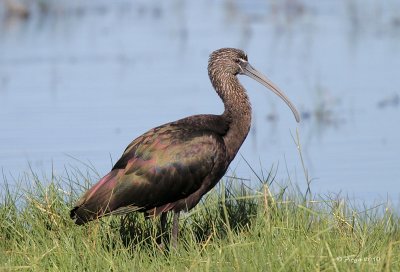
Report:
1,163,399,271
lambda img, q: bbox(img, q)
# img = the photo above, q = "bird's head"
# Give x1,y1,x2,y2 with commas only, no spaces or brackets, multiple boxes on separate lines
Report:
208,48,300,123
208,48,248,76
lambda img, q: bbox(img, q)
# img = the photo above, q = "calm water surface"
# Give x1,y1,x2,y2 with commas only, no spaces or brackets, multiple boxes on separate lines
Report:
1,1,400,205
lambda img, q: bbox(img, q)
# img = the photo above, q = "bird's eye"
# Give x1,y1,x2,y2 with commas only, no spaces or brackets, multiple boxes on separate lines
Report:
235,58,247,64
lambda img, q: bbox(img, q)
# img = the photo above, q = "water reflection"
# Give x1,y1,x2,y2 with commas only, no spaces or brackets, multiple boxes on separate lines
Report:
1,1,400,205
377,93,399,109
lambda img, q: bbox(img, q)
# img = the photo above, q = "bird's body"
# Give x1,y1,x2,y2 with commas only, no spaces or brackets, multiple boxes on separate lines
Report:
70,48,300,246
71,114,231,223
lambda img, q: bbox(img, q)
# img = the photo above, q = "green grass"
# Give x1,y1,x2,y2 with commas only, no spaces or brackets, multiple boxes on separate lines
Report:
1,132,399,271
1,163,399,271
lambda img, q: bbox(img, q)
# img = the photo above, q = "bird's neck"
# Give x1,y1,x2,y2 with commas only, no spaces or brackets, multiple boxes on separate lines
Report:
212,74,252,162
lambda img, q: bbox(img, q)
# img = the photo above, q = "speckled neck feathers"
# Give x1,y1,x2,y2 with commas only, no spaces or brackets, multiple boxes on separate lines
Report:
208,48,252,162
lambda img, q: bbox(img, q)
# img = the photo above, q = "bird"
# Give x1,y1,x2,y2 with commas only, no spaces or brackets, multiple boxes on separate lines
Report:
70,48,300,248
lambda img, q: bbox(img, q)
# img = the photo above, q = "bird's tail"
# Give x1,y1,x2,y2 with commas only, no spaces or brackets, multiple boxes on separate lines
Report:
70,169,123,225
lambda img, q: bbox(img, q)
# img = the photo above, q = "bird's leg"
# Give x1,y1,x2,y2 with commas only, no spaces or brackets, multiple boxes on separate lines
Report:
157,212,167,249
171,211,180,248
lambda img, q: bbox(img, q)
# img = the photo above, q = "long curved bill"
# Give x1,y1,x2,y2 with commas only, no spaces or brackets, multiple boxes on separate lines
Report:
242,62,300,123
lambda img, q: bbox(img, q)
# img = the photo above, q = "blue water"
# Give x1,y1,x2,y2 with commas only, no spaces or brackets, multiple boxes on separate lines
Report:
1,1,400,205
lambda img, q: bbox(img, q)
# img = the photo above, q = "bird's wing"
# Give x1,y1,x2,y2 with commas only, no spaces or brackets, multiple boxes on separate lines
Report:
71,119,227,224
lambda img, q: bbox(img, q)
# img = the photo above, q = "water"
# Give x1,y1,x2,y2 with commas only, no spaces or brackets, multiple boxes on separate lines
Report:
1,0,400,205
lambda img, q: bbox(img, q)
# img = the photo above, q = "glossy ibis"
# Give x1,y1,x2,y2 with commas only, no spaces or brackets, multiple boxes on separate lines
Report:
70,48,300,247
